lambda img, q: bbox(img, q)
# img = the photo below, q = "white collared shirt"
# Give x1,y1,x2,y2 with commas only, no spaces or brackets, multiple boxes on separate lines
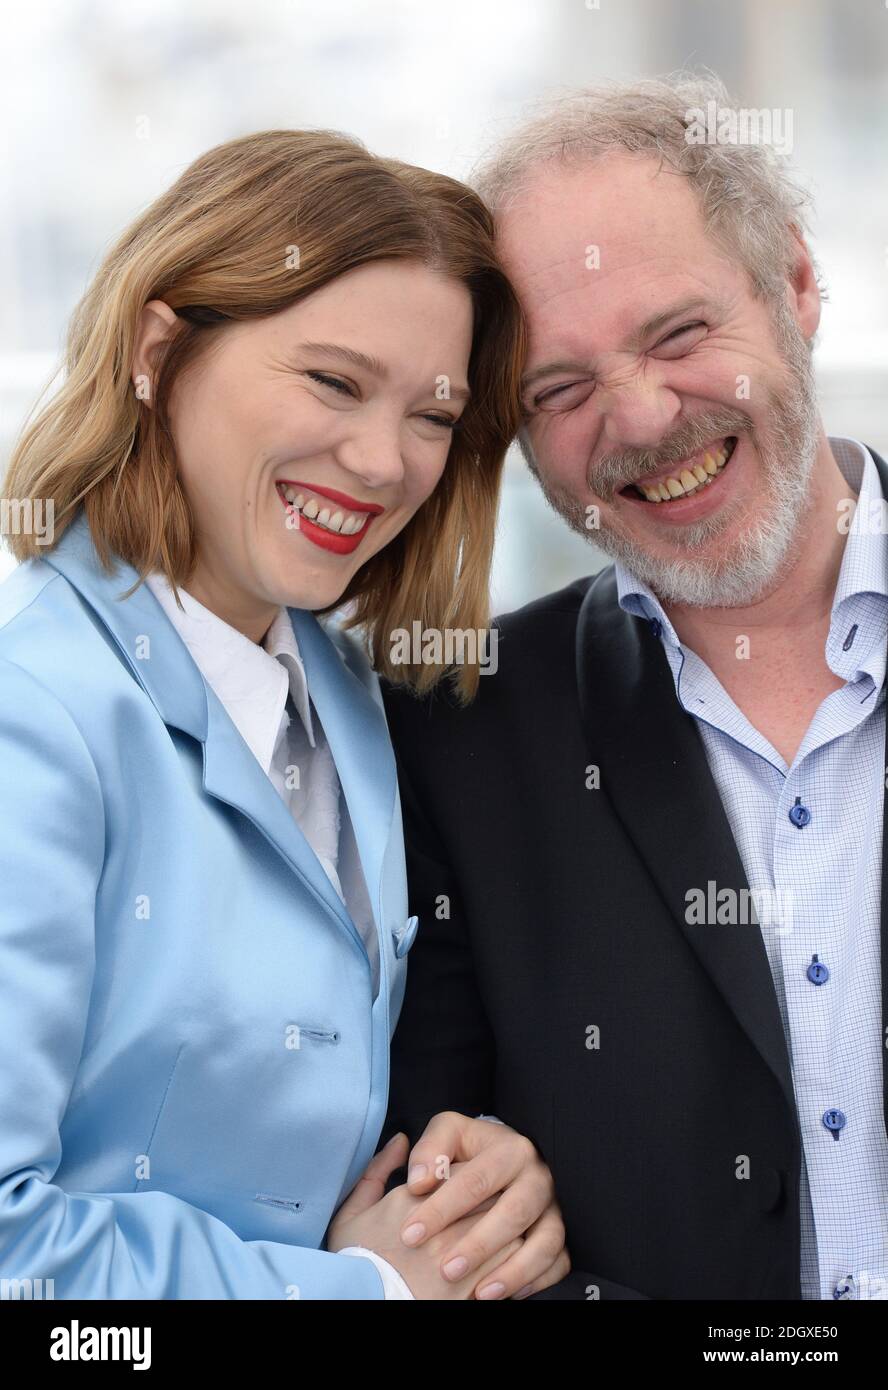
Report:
143,571,413,1300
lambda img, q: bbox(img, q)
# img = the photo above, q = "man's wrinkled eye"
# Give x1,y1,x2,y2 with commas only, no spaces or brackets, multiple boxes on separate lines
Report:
650,322,708,357
532,380,596,413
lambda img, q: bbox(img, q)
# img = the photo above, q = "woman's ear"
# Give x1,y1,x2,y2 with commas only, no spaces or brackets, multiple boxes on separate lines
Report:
131,299,183,406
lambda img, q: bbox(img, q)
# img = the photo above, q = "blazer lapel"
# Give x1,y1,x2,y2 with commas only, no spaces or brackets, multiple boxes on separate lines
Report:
200,686,363,946
576,565,796,1111
41,509,364,953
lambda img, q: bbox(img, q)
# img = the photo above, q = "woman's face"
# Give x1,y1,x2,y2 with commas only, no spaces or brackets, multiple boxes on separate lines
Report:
132,260,474,641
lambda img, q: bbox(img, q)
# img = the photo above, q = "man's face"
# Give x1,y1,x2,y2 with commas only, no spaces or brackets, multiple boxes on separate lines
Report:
496,153,822,607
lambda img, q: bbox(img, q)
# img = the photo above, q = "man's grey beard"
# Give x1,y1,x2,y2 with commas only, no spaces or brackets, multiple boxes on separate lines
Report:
522,300,821,608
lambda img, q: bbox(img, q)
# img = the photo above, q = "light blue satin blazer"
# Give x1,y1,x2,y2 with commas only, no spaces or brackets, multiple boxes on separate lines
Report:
0,508,420,1299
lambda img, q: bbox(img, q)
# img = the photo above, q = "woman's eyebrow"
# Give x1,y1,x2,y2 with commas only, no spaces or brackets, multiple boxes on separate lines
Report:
521,295,721,391
296,340,471,401
296,340,389,376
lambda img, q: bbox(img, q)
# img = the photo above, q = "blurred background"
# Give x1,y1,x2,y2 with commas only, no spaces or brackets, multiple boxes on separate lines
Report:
2,0,887,610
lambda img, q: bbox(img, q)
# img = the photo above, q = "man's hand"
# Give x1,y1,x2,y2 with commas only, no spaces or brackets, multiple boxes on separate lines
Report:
398,1112,569,1299
327,1134,523,1299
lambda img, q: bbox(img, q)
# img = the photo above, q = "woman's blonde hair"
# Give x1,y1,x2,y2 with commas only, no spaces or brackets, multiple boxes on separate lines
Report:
3,129,526,700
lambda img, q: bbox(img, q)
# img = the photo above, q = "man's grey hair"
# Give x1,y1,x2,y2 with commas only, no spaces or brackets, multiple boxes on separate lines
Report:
471,69,826,310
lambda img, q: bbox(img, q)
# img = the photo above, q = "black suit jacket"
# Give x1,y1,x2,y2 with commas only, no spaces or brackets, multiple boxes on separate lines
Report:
380,444,888,1300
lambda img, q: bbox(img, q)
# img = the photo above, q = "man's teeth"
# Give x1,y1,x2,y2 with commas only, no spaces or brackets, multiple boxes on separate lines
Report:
279,484,368,535
635,440,735,502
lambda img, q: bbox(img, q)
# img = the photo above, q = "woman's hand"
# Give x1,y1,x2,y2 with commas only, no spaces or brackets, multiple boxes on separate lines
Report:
328,1134,523,1299
397,1112,569,1299
330,1115,569,1298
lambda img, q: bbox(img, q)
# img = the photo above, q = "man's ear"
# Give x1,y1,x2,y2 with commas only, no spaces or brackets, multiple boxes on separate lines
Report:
785,223,821,344
130,298,183,406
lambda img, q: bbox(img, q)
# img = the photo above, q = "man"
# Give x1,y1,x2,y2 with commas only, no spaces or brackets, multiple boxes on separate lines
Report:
380,75,888,1300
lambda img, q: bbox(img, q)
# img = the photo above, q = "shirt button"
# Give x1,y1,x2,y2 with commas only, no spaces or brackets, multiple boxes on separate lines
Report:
806,954,830,985
788,798,811,828
649,618,662,640
822,1108,847,1139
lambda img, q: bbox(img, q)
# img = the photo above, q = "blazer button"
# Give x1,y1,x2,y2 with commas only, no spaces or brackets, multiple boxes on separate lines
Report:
392,915,419,959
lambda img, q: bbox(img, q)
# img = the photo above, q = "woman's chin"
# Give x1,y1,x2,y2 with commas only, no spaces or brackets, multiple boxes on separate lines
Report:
266,569,351,614
255,538,350,612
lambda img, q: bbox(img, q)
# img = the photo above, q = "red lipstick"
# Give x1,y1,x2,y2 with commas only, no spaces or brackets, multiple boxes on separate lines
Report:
275,481,383,556
277,481,385,515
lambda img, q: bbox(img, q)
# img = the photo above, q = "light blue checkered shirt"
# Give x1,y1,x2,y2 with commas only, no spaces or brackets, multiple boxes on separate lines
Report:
614,436,888,1300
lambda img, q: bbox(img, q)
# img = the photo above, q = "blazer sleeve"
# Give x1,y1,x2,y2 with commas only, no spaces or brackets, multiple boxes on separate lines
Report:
0,657,382,1300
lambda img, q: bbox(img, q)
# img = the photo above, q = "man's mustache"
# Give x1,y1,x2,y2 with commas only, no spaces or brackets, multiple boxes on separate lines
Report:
590,410,753,500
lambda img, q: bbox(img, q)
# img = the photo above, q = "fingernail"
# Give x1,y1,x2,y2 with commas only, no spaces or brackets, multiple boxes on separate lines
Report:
384,1132,403,1148
407,1163,428,1184
443,1256,468,1280
477,1281,506,1300
401,1222,426,1246
514,1284,534,1299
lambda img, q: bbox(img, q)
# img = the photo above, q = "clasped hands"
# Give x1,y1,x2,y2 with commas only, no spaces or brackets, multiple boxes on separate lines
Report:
328,1111,569,1299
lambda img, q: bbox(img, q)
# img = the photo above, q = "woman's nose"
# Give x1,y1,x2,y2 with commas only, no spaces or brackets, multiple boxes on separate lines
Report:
336,424,406,491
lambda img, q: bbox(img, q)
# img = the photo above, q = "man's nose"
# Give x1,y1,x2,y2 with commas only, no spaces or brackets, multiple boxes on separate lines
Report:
598,374,682,452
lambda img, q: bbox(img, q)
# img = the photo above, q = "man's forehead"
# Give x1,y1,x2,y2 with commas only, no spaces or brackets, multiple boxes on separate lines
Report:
495,155,715,291
510,249,727,354
494,168,743,360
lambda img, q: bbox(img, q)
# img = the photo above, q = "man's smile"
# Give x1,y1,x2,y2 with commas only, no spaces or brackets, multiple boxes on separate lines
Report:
620,436,738,502
614,435,746,528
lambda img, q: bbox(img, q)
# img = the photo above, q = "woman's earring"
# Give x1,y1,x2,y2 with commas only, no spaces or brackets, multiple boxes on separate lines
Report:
134,373,151,403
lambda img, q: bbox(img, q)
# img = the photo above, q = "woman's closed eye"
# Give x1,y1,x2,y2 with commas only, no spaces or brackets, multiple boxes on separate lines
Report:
306,369,354,395
306,370,459,431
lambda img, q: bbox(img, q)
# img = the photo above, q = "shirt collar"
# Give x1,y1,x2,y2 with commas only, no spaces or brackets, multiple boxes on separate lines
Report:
614,436,888,674
828,437,888,612
143,572,316,773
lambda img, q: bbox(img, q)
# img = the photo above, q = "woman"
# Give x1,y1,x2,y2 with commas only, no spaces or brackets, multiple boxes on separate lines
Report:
0,130,568,1299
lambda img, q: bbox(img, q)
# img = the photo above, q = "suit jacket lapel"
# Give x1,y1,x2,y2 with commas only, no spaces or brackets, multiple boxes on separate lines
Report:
576,564,796,1110
200,684,363,945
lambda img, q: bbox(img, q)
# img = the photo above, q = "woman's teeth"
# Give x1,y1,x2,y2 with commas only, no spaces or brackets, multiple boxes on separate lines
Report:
634,438,737,502
279,484,369,535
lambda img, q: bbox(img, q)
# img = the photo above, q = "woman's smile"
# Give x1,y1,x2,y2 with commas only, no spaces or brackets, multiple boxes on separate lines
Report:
275,479,386,555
